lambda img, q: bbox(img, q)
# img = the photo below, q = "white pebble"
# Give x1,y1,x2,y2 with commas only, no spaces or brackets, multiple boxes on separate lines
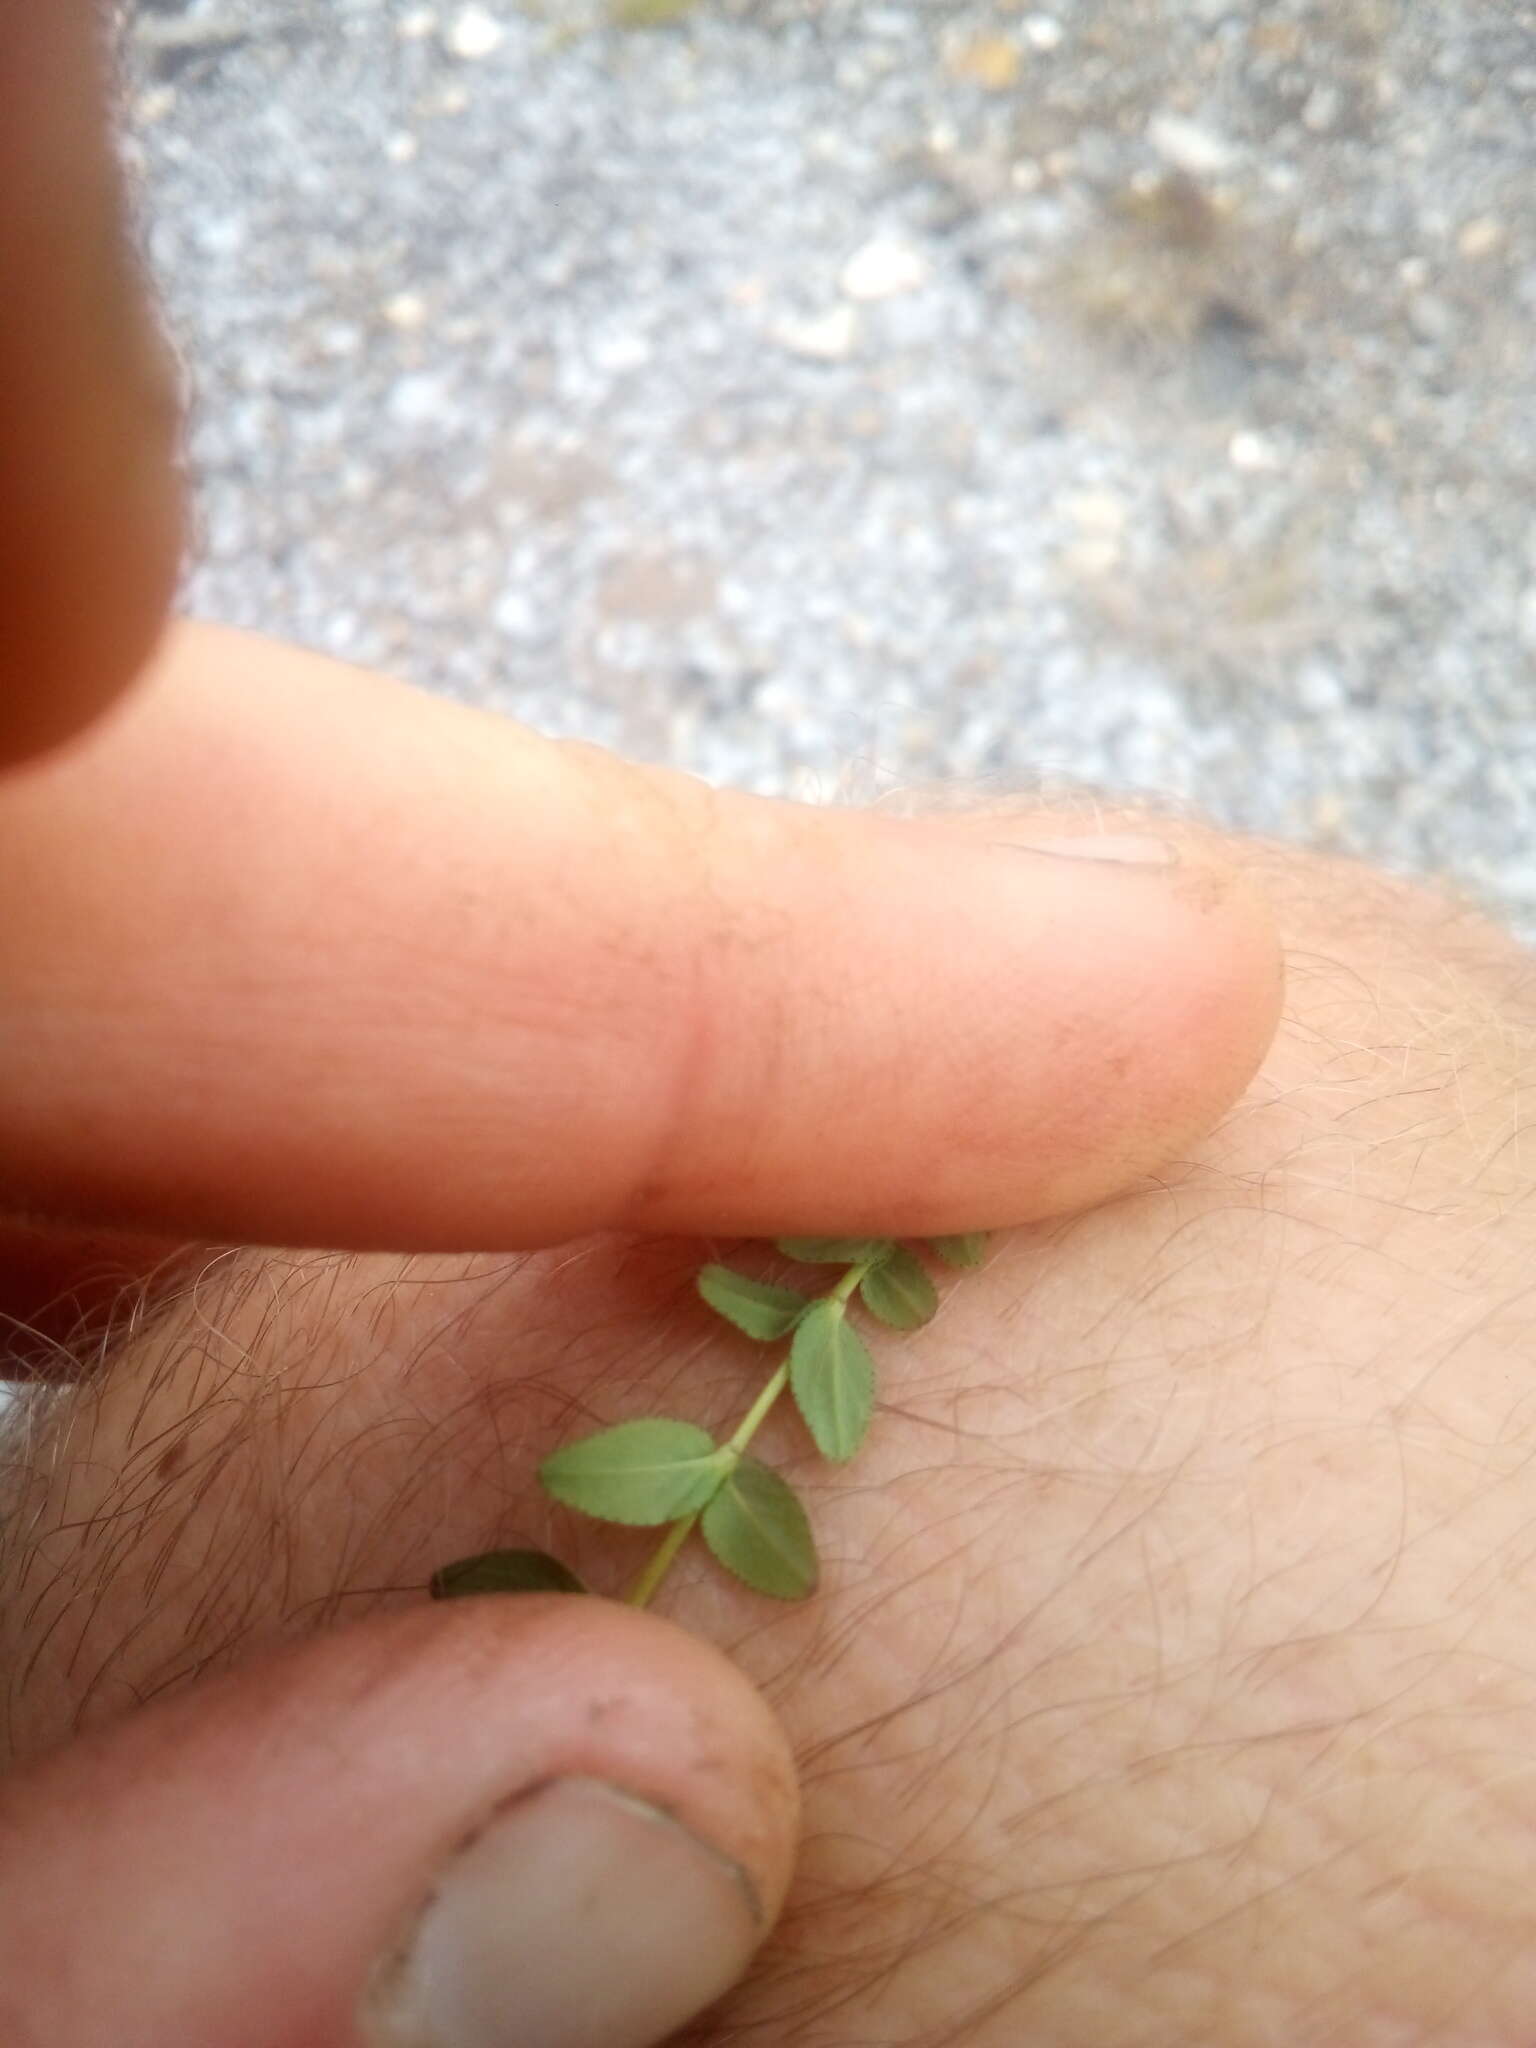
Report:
1062,536,1121,578
134,85,177,126
493,589,540,641
1023,15,1064,50
1458,216,1504,259
1295,661,1345,712
397,7,437,39
840,236,931,301
1229,430,1280,472
1064,489,1128,535
589,330,652,373
1148,112,1237,177
772,306,859,360
444,5,504,59
1302,84,1342,132
1408,292,1454,343
388,371,452,424
383,290,428,330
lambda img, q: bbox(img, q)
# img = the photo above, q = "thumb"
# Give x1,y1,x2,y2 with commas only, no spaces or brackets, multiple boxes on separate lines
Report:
0,1600,797,2048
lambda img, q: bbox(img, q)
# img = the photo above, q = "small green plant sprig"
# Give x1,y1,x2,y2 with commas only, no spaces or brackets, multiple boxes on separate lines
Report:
429,1233,987,1610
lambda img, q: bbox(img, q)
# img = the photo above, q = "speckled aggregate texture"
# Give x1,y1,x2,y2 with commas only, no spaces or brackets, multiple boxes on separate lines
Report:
123,1,1536,927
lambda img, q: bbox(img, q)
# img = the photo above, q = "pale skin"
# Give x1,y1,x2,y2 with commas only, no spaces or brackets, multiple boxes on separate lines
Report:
5,8,1536,2046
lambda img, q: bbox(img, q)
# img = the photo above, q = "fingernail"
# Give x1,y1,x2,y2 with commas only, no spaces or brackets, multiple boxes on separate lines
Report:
1008,832,1180,865
360,1777,763,2048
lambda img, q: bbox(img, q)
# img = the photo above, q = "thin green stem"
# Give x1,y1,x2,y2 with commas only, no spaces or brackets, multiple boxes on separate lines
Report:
828,1264,866,1308
724,1359,790,1456
626,1260,876,1608
626,1511,700,1608
625,1362,791,1610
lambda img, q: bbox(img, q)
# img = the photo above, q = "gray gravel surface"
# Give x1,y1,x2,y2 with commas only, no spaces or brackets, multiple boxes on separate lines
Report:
123,0,1536,926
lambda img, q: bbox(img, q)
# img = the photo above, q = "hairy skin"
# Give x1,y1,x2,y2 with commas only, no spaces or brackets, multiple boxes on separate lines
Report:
6,838,1536,2044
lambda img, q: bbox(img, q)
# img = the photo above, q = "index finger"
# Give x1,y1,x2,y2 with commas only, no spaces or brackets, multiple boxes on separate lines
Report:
0,623,1282,1251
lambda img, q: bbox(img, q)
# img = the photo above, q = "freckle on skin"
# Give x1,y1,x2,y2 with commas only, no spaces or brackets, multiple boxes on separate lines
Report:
154,1441,186,1482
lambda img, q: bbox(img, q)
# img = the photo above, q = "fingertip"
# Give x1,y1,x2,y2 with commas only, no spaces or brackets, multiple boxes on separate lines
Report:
981,829,1285,1216
624,806,1287,1237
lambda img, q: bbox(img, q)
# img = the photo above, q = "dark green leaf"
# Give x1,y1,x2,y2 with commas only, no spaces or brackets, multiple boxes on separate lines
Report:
430,1549,586,1600
789,1299,874,1461
698,1265,808,1342
540,1419,729,1526
860,1246,939,1329
929,1233,988,1270
701,1456,818,1600
776,1237,893,1266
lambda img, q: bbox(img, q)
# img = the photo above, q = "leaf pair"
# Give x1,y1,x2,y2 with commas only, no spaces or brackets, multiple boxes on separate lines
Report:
696,1265,872,1462
702,1241,964,1347
698,1245,941,1464
536,1416,817,1599
774,1236,952,1328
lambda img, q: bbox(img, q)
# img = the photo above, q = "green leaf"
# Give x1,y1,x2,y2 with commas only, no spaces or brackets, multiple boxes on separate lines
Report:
701,1456,818,1600
789,1299,874,1461
430,1549,586,1600
698,1265,808,1342
860,1246,939,1329
929,1233,988,1270
776,1236,893,1266
540,1419,730,1526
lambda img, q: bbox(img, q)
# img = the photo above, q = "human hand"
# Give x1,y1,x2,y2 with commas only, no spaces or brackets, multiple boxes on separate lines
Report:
0,10,1281,2046
0,649,1277,2048
6,833,1535,2045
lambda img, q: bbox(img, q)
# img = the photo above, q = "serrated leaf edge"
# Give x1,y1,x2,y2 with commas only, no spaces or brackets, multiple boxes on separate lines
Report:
697,1264,808,1341
929,1232,988,1269
539,1418,731,1527
789,1299,874,1462
859,1247,939,1330
701,1457,819,1601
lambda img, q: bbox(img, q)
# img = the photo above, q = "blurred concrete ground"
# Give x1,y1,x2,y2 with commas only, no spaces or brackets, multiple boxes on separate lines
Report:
123,0,1536,925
